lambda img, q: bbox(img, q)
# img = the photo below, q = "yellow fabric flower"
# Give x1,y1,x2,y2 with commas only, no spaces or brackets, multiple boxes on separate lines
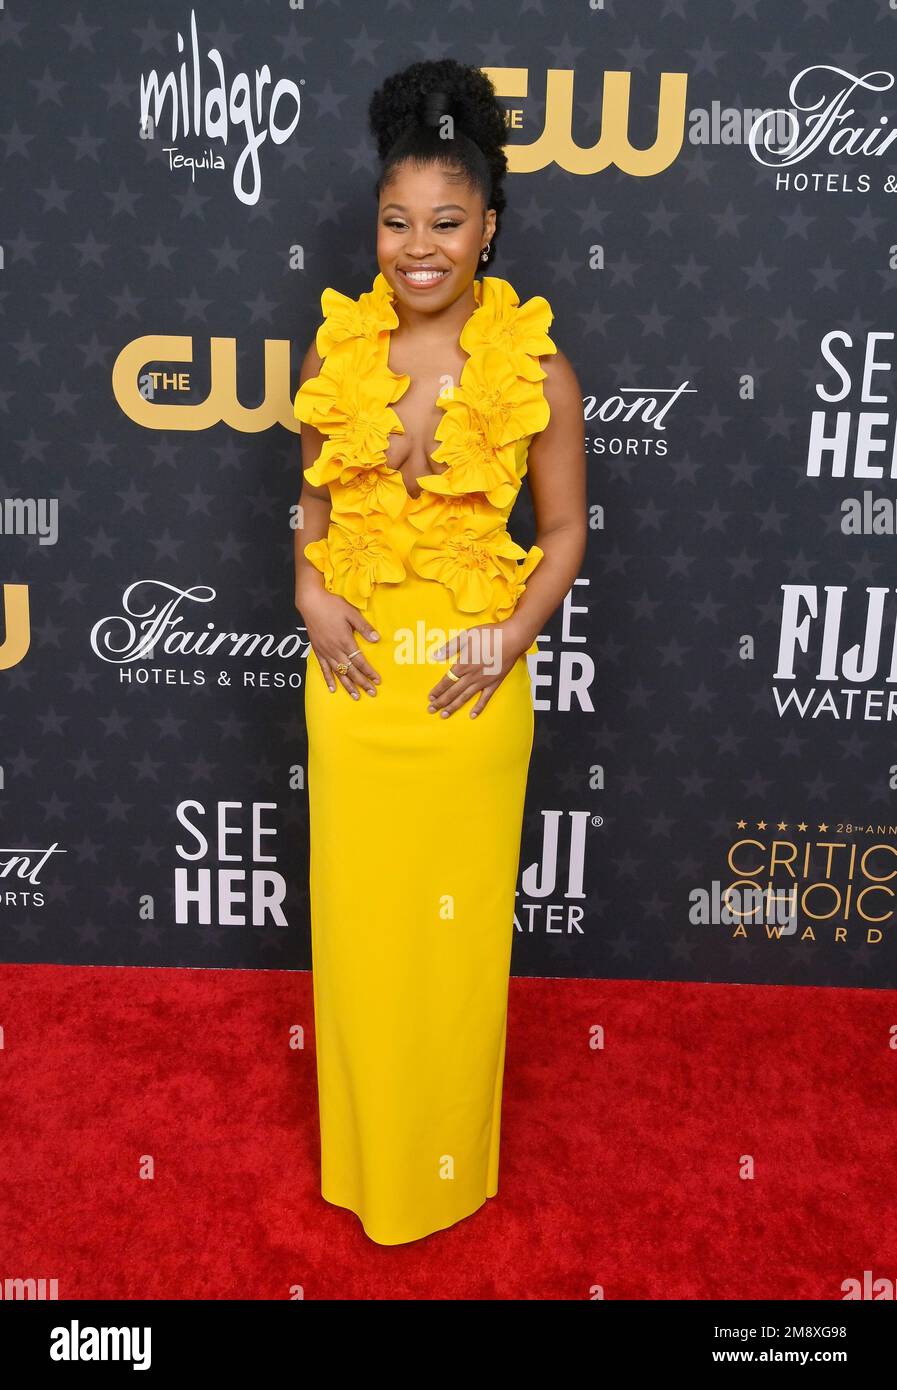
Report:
305,512,405,609
294,337,409,487
406,489,497,534
493,543,544,657
329,465,408,521
408,512,530,614
494,543,544,622
315,275,397,358
417,346,549,507
297,270,556,633
460,277,557,383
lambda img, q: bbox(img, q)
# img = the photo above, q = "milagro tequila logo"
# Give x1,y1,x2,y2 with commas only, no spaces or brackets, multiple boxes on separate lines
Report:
748,66,897,192
90,580,308,688
138,7,302,206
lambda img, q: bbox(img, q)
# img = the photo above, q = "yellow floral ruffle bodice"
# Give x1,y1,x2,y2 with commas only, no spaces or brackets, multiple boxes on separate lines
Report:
293,271,556,652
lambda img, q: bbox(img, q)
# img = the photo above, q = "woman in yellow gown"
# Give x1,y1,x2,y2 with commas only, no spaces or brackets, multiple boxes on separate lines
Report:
293,61,586,1245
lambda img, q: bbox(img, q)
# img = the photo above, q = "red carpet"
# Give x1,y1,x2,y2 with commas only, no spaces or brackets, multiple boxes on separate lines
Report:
0,964,892,1300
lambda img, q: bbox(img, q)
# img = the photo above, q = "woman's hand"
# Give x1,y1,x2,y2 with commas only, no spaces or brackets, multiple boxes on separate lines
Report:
427,620,529,719
298,588,381,699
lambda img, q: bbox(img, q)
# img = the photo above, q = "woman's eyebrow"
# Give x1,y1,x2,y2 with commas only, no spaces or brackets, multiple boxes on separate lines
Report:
381,203,467,213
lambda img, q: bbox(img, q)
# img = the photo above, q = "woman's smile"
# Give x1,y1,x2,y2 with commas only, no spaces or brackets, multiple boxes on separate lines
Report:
397,266,451,291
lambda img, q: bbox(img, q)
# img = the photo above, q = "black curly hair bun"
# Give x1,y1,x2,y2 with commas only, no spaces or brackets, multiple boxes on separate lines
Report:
368,59,509,266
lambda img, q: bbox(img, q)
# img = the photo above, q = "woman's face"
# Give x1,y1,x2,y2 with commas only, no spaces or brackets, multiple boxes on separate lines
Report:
377,160,496,313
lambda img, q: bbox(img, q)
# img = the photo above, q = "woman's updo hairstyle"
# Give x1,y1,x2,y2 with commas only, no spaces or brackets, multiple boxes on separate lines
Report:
368,58,508,266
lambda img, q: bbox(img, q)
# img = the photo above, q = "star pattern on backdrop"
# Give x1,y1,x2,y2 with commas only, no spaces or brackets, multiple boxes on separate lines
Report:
1,0,894,988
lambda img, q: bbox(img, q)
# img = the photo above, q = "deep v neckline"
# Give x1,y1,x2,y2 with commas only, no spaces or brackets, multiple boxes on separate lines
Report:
382,279,482,503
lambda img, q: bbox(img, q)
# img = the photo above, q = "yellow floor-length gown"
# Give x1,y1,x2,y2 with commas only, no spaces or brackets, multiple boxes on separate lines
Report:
295,270,556,1245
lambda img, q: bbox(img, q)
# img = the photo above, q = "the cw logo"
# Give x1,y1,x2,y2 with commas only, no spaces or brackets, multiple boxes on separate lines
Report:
1,585,30,670
484,66,688,175
112,336,296,432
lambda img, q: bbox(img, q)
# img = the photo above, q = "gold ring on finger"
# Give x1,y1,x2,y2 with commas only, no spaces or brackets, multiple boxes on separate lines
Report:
347,649,361,659
446,669,460,683
335,661,349,675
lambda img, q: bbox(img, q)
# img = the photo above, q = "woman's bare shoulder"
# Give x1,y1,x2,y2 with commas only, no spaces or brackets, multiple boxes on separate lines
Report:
540,346,582,407
299,337,324,384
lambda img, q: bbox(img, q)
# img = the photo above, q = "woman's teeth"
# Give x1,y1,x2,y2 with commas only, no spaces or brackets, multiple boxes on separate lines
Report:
401,269,448,283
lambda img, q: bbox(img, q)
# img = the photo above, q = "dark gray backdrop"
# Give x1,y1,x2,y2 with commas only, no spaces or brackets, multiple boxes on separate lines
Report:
3,0,896,987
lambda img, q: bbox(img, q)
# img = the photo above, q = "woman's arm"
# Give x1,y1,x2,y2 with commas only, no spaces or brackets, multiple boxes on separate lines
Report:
503,348,588,652
293,339,332,610
293,339,382,697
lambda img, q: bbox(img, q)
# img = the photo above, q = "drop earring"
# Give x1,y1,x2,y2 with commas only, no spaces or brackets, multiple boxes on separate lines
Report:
480,243,491,262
